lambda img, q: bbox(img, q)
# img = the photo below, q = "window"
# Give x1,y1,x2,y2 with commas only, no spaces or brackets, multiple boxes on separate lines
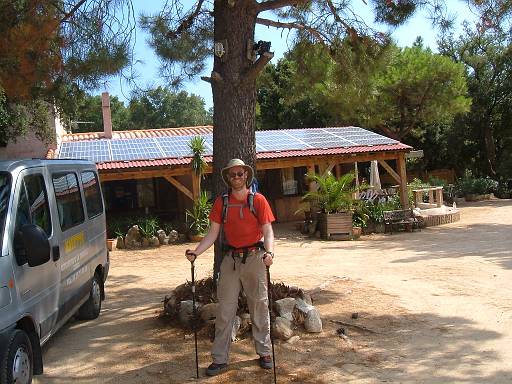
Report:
0,173,11,248
15,174,52,236
52,173,84,231
81,171,103,218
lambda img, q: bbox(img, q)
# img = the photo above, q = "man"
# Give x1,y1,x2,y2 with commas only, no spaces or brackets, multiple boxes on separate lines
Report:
185,158,275,376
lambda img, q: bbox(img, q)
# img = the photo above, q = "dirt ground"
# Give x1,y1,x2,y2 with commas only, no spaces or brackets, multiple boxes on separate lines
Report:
34,199,512,384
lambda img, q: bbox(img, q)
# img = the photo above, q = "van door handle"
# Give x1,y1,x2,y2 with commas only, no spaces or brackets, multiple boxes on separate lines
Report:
52,246,60,262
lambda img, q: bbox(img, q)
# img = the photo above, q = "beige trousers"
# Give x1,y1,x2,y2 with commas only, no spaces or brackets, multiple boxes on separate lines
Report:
211,250,271,364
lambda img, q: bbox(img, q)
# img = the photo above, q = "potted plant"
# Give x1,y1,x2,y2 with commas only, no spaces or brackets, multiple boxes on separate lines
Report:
186,191,213,241
301,172,358,240
352,202,369,239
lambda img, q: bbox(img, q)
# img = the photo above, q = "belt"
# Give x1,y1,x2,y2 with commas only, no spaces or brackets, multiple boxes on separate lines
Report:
229,246,261,257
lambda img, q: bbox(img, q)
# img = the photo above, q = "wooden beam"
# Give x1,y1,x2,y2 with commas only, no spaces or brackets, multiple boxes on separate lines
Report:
323,161,336,176
397,153,409,209
255,151,409,170
162,175,193,201
378,160,401,184
99,164,213,182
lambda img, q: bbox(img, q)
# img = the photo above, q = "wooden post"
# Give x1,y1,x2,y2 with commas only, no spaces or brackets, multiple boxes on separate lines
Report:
354,162,360,199
307,164,316,191
397,153,409,209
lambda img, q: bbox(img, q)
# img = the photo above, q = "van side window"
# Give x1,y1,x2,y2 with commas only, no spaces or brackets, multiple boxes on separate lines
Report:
15,174,52,236
52,173,85,231
81,171,103,218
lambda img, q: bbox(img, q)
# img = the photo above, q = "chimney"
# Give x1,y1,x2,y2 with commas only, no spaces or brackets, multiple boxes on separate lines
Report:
101,92,112,139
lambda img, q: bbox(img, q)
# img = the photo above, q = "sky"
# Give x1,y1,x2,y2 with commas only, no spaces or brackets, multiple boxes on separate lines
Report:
100,0,479,110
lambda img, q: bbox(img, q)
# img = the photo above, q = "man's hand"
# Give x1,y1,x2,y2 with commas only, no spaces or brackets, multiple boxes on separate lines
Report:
262,251,273,267
186,249,197,263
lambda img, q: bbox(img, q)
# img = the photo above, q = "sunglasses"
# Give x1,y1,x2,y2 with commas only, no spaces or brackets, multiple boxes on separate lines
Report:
228,171,245,178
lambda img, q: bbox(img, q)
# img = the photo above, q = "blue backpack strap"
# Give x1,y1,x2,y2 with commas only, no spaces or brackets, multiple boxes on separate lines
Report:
247,191,257,218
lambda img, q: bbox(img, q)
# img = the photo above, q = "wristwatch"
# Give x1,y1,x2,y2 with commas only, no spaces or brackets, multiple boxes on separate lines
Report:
264,251,274,258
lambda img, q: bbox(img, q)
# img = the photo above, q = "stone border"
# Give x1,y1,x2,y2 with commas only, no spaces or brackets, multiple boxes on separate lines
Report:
421,211,460,227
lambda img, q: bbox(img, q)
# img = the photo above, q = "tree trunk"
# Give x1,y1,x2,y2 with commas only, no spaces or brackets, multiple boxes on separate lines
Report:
211,1,258,196
483,123,497,177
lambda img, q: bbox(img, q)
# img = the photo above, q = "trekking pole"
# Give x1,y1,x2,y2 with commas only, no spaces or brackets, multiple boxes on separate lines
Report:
187,251,199,379
266,265,277,384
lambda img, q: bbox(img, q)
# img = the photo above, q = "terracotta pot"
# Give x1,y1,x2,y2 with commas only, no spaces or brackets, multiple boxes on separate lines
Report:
188,234,204,242
106,238,117,251
352,226,362,239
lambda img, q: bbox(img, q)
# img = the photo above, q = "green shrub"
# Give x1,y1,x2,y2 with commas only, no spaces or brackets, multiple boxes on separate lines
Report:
455,171,498,195
137,216,160,239
186,191,213,236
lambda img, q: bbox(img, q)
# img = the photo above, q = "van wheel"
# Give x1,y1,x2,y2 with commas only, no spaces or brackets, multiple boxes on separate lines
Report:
0,329,33,384
76,274,102,320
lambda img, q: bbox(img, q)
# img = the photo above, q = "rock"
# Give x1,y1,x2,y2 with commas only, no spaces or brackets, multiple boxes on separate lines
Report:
273,316,293,340
116,236,125,249
286,335,300,344
301,292,313,305
157,230,166,244
164,293,177,316
125,225,142,248
304,307,322,333
293,298,314,325
149,236,160,247
168,230,179,243
179,300,200,327
294,298,322,332
200,303,219,321
275,298,296,321
142,238,150,247
231,316,241,341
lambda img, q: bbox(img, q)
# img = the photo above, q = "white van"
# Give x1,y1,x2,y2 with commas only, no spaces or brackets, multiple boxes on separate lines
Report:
0,159,109,384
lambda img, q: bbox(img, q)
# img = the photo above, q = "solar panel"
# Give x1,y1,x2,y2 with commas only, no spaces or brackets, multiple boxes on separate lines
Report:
57,126,400,163
59,141,110,162
111,138,163,161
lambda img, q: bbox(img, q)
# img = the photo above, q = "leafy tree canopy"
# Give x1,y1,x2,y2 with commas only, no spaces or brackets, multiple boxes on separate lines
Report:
257,38,470,142
129,87,212,129
439,23,512,178
69,87,212,133
0,0,134,145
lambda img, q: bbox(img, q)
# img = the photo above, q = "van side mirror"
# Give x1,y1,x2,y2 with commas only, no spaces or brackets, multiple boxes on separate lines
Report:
19,224,50,267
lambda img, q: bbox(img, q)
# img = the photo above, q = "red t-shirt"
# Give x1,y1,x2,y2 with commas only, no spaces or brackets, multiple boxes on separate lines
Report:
209,192,275,248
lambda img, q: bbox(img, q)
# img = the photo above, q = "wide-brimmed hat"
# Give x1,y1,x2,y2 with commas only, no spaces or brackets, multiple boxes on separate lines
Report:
221,158,254,187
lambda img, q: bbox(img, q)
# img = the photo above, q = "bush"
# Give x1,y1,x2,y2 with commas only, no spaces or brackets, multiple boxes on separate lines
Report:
455,171,498,196
106,216,132,238
137,216,160,239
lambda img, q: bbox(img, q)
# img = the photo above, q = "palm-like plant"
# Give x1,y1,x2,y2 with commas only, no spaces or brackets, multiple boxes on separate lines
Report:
188,136,207,179
302,172,357,214
186,191,212,236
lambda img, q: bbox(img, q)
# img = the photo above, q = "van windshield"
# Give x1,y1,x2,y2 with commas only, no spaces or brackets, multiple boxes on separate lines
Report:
0,172,11,251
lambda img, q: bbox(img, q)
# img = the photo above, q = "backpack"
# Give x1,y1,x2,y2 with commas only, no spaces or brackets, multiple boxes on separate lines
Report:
213,189,260,286
221,190,257,223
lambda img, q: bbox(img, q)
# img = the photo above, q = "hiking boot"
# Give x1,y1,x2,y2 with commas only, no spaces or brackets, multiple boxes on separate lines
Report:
259,355,273,370
206,362,228,376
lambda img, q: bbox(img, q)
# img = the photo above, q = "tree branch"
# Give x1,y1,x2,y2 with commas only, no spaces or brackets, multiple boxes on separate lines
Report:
201,71,223,84
166,0,205,38
245,52,274,82
325,0,356,35
59,0,88,24
256,17,328,46
257,0,306,12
